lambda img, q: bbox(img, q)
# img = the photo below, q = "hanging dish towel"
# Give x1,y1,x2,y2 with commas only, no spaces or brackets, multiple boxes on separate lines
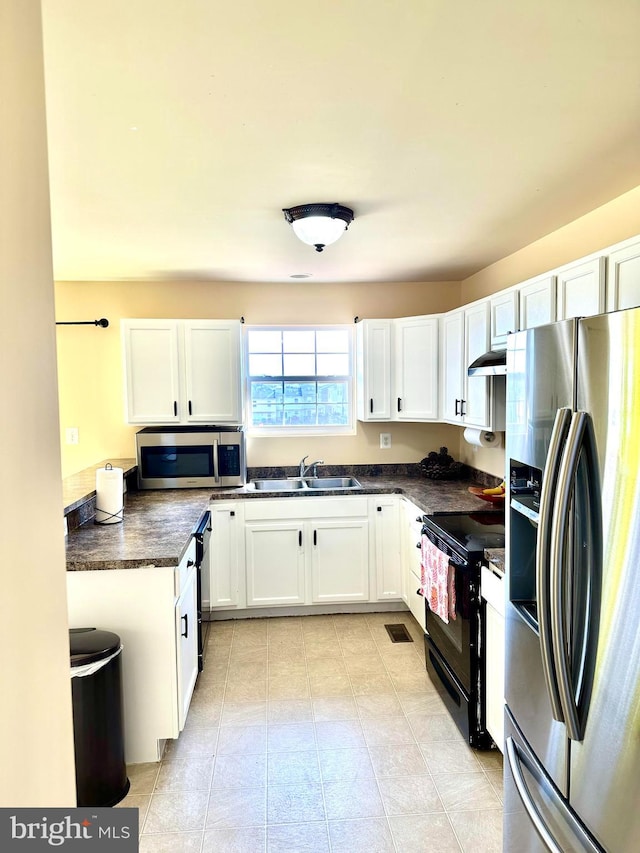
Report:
421,534,456,623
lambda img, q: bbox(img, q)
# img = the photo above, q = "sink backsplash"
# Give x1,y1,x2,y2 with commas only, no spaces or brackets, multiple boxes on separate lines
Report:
247,462,502,487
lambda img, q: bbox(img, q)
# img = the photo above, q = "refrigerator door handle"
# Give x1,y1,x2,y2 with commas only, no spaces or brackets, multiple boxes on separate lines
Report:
537,406,572,723
550,411,588,742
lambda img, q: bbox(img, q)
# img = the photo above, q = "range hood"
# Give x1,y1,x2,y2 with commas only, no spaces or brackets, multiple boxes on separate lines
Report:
467,349,507,376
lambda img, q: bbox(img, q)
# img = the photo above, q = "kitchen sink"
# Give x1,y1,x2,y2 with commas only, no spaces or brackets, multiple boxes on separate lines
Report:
250,476,362,491
305,477,361,489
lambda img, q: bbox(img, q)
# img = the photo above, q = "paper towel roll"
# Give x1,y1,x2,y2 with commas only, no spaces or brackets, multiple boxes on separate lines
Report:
95,464,124,524
463,428,502,449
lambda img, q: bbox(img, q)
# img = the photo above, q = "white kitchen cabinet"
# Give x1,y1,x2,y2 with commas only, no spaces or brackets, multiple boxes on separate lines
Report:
209,502,244,610
606,238,640,312
311,519,370,603
245,521,306,606
122,318,242,425
373,496,402,600
356,319,392,420
440,309,465,424
463,300,492,428
490,288,519,349
401,499,426,632
518,274,556,329
481,564,505,751
176,562,198,731
393,316,439,421
555,256,606,321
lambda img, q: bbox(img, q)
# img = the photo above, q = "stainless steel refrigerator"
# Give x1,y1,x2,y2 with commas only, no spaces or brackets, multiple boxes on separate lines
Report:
504,307,640,852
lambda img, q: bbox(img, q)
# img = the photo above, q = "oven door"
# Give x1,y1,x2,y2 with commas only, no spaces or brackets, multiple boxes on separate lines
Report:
425,560,475,694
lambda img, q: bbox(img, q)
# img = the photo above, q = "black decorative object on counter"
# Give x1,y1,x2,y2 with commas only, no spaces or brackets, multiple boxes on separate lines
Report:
420,447,464,480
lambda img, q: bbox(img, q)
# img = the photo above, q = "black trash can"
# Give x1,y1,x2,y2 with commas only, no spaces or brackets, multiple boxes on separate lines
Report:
69,628,130,806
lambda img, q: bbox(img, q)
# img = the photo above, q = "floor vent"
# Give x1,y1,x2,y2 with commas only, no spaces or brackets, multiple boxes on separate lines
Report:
384,623,413,643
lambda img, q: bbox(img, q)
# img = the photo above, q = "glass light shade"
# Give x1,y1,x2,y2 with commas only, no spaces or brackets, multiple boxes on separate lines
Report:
291,216,347,248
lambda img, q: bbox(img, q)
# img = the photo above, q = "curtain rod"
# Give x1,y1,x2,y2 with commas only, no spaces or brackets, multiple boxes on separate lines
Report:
56,318,109,328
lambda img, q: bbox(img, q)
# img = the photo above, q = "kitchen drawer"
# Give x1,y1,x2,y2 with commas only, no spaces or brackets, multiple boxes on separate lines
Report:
175,537,196,597
481,564,505,615
243,496,369,521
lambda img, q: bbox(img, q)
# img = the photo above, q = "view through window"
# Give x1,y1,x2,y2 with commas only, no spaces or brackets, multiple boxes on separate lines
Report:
247,327,352,431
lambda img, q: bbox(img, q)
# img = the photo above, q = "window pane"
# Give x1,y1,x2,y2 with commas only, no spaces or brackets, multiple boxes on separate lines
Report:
284,405,317,425
317,381,348,403
316,329,349,353
252,406,283,426
251,382,284,404
248,330,282,353
249,353,282,376
283,330,315,353
317,353,349,376
283,353,315,375
318,404,348,425
284,382,316,403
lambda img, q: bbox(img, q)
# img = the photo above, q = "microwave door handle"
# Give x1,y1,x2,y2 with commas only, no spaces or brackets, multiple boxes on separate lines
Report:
212,439,220,484
537,406,571,723
550,411,587,742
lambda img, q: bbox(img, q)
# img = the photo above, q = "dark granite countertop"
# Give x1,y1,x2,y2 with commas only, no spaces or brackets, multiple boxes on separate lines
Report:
63,458,137,514
484,548,506,574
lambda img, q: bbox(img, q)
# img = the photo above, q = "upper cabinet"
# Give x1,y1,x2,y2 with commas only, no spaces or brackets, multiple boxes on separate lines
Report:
122,319,243,425
356,316,439,422
518,274,556,330
606,237,640,312
555,256,606,321
490,288,519,349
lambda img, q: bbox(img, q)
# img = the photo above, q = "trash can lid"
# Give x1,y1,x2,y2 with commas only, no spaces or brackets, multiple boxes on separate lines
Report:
70,628,121,667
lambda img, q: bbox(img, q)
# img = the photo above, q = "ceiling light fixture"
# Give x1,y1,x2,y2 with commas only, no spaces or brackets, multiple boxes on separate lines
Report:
282,203,354,253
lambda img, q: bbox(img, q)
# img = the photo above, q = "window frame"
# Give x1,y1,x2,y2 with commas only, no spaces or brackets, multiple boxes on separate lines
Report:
244,324,356,437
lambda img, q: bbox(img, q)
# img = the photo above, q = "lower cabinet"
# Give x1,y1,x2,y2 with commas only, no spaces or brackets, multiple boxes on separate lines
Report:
175,563,198,731
481,564,505,751
311,520,369,603
209,503,243,609
401,498,426,631
245,521,307,606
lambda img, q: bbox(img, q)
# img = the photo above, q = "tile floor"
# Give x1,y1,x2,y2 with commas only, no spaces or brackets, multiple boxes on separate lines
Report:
118,611,503,852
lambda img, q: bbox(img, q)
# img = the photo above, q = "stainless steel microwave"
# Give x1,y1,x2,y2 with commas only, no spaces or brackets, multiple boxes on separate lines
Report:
135,426,246,489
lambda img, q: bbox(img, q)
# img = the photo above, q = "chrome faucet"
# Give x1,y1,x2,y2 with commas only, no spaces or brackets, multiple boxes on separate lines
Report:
299,456,324,478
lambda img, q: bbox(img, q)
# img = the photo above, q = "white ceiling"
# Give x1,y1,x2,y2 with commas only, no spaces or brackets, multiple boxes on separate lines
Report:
41,0,640,284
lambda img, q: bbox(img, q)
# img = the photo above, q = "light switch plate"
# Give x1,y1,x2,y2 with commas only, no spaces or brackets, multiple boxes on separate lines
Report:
65,427,79,445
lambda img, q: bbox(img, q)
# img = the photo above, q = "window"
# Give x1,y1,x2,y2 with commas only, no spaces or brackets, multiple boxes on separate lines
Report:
246,326,354,434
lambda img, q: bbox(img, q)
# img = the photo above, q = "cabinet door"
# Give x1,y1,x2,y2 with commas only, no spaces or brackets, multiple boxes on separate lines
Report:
440,310,464,423
245,522,305,606
484,599,505,750
463,301,491,427
394,316,439,421
373,498,402,599
518,275,556,329
122,320,182,423
490,289,519,348
606,239,640,312
176,565,198,731
556,257,605,320
311,520,369,603
356,320,392,420
209,504,242,609
402,501,426,630
183,320,242,423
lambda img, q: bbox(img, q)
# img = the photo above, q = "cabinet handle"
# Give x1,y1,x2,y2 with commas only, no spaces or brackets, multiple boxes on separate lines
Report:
187,559,194,567
397,397,402,412
230,511,235,517
298,530,302,547
369,398,373,414
455,398,460,416
181,614,189,639
461,399,466,416
415,516,422,523
173,400,178,416
188,400,192,415
416,542,422,549
377,506,382,512
313,529,317,546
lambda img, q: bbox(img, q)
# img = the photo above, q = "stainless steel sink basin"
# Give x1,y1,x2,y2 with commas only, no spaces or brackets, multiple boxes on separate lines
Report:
251,478,306,491
305,477,361,489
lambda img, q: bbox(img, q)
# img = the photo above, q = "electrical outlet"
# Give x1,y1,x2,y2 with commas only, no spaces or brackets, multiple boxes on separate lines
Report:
380,432,392,449
66,427,79,445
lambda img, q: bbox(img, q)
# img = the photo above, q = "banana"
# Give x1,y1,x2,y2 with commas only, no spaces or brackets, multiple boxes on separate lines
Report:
482,481,505,495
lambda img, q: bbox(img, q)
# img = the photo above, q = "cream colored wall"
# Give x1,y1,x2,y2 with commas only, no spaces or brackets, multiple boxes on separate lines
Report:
55,279,462,477
1,0,76,806
457,182,640,477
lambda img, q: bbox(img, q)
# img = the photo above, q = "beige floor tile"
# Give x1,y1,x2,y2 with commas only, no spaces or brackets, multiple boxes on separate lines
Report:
484,768,504,803
267,645,306,663
398,690,449,715
434,772,502,812
184,694,223,729
315,719,366,750
420,742,484,776
217,724,267,755
305,656,348,676
268,675,310,700
197,659,229,683
355,693,404,718
447,808,503,852
227,661,268,682
205,786,266,828
211,753,267,789
230,646,268,666
155,757,214,792
309,673,353,698
368,743,429,778
202,826,266,852
224,680,268,702
127,762,160,795
267,721,316,752
378,774,444,816
162,727,219,760
388,813,462,853
339,637,379,656
139,831,204,853
312,696,359,721
473,748,504,772
361,715,416,746
267,749,321,785
318,748,376,782
115,793,150,834
350,673,396,696
390,671,433,692
267,698,313,724
267,782,326,823
408,711,464,743
328,817,395,853
220,700,267,727
267,658,307,678
267,821,330,852
303,640,342,659
343,656,386,676
323,779,385,820
143,790,209,834
193,681,226,702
